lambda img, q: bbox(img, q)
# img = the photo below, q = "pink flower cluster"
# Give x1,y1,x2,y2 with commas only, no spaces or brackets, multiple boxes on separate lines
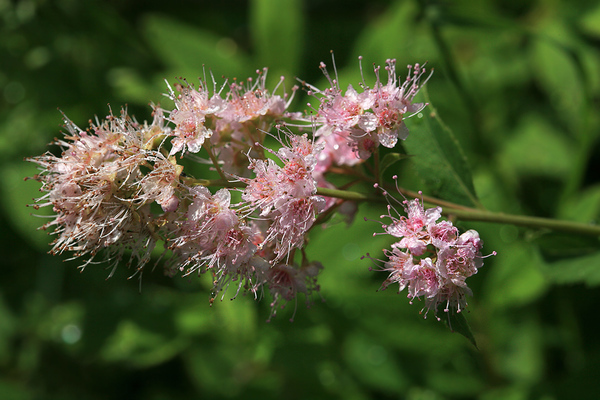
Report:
26,109,178,270
305,58,431,173
165,132,325,320
27,56,492,323
371,190,489,318
165,69,296,175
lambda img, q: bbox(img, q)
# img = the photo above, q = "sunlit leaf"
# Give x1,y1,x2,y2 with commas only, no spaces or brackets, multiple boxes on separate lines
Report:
403,107,481,208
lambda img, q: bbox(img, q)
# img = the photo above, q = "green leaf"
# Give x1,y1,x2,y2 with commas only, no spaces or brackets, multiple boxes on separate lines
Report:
544,251,600,287
344,332,409,393
100,319,187,368
379,152,411,181
484,242,548,309
142,14,252,82
350,1,435,65
579,3,600,38
403,104,481,208
530,24,587,127
558,184,600,223
249,0,304,81
497,114,574,182
0,162,53,250
441,309,477,348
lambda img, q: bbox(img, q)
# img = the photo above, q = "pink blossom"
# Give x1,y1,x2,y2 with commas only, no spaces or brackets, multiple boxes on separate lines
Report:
373,193,492,318
241,132,325,263
165,80,225,156
168,186,261,298
217,69,293,124
299,57,431,165
136,155,183,212
27,109,170,270
383,199,442,256
369,60,430,148
208,70,297,175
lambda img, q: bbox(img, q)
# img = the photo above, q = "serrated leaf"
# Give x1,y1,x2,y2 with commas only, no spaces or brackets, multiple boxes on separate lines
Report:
249,0,304,82
403,106,481,208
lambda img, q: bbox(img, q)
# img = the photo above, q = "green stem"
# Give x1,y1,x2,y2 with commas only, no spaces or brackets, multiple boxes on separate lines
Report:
203,141,228,181
317,187,382,203
182,179,600,237
316,187,600,237
443,208,600,237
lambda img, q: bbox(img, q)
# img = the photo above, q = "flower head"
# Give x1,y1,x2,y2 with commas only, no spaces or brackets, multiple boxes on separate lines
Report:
240,131,325,263
27,108,172,271
369,183,493,319
299,56,431,165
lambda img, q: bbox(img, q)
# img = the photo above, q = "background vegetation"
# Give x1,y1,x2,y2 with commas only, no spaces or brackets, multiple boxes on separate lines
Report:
2,0,600,398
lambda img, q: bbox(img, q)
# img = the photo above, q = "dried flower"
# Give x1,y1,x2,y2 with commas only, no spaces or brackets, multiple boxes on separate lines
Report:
27,108,171,271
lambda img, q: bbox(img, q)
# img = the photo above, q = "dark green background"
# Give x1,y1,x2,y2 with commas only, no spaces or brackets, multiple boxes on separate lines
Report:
2,0,600,398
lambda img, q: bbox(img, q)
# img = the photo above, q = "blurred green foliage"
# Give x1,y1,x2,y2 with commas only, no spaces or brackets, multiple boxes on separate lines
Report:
2,0,600,398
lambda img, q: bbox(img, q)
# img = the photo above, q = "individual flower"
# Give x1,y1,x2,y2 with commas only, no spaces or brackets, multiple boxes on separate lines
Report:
265,261,323,322
368,60,429,148
383,198,443,256
164,79,225,156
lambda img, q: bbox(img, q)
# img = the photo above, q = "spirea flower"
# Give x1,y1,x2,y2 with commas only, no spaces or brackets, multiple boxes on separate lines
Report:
241,131,326,263
27,108,175,270
164,79,225,156
210,69,298,175
300,56,431,164
368,183,494,319
166,185,263,299
217,69,293,124
27,56,501,327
